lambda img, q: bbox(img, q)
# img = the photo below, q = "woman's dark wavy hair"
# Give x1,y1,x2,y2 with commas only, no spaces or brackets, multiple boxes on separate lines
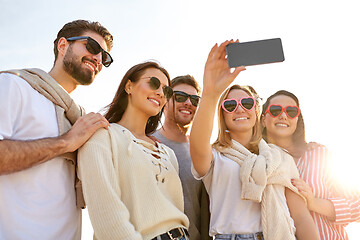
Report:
261,90,307,150
104,61,170,135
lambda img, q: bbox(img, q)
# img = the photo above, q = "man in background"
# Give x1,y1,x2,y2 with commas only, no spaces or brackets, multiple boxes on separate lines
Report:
153,75,211,240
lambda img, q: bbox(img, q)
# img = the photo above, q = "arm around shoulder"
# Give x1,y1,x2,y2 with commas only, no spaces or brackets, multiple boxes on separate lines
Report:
0,137,69,175
0,113,109,175
0,73,109,174
0,74,67,174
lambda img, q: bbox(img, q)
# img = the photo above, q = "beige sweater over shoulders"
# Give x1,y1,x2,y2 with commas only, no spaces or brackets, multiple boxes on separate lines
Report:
78,124,189,240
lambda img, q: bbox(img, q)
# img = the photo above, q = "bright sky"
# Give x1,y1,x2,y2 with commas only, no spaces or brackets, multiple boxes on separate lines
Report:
1,0,359,238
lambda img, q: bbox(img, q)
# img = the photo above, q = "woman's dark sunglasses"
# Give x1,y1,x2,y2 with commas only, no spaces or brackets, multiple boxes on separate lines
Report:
221,97,255,113
265,105,300,119
149,77,173,99
174,91,200,107
66,36,113,67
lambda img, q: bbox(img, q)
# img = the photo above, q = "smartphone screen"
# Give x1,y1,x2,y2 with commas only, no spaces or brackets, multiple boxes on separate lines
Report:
226,38,285,68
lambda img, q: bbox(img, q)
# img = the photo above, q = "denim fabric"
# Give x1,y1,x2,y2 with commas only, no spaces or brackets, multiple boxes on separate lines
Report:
215,232,264,240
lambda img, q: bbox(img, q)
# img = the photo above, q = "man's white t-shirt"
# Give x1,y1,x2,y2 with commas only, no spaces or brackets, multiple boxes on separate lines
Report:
0,73,81,239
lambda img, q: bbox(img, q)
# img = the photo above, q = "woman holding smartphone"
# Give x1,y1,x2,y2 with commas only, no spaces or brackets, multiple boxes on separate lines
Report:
190,40,319,240
78,61,189,240
261,90,360,240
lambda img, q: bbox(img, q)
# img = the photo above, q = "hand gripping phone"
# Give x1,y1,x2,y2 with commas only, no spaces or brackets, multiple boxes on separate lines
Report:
226,38,285,68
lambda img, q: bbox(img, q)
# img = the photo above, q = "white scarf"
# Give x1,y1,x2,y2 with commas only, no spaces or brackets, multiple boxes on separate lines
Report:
220,139,302,240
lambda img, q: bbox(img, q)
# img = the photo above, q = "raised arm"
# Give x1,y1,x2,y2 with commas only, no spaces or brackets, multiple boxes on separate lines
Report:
190,40,245,176
0,113,109,175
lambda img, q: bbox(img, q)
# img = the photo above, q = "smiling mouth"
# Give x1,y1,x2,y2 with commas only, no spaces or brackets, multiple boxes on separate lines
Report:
84,61,96,73
148,98,160,106
179,109,191,115
234,117,248,121
275,123,289,127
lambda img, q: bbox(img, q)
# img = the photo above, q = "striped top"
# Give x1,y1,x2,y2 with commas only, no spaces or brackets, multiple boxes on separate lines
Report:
296,146,360,240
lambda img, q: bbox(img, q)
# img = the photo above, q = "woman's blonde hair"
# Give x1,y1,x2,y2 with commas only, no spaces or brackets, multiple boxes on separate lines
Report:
212,85,262,154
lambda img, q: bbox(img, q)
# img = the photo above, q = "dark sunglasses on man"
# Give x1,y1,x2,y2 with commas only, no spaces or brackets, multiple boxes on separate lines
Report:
174,91,200,107
66,36,113,67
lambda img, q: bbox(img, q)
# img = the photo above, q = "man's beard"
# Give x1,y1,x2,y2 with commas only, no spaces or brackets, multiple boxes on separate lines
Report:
63,47,96,85
173,109,193,127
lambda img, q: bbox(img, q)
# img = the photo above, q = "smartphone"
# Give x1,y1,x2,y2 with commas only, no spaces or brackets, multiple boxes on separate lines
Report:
226,38,285,68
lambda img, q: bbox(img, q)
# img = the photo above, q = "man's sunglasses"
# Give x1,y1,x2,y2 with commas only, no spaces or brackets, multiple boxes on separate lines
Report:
265,105,300,119
221,97,255,113
149,77,173,99
66,36,113,67
174,91,200,107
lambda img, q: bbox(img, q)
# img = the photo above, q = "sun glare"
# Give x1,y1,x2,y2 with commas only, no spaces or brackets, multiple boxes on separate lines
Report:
327,146,360,239
328,148,358,186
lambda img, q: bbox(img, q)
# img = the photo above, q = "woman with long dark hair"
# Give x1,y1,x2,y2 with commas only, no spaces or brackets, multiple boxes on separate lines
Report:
78,61,189,240
261,90,360,240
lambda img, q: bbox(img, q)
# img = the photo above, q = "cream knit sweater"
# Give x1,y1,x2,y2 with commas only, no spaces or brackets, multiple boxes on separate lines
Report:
221,139,304,240
78,124,189,240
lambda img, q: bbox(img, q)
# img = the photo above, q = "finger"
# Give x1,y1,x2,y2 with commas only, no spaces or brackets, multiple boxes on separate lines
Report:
295,179,311,191
291,178,304,185
298,190,310,200
212,40,227,61
294,182,312,196
291,179,298,186
229,66,246,80
233,66,246,74
219,40,232,60
100,119,110,129
295,184,306,192
206,43,218,64
78,112,102,123
93,115,110,129
82,113,109,125
222,39,240,61
76,116,109,132
291,179,305,191
293,186,310,199
95,119,110,130
83,119,110,136
215,40,229,60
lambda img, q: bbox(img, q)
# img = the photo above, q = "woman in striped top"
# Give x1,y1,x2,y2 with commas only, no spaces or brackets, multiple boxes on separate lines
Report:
261,90,360,240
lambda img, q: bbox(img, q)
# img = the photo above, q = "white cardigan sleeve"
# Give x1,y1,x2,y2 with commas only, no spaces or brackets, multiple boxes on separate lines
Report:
78,128,142,240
